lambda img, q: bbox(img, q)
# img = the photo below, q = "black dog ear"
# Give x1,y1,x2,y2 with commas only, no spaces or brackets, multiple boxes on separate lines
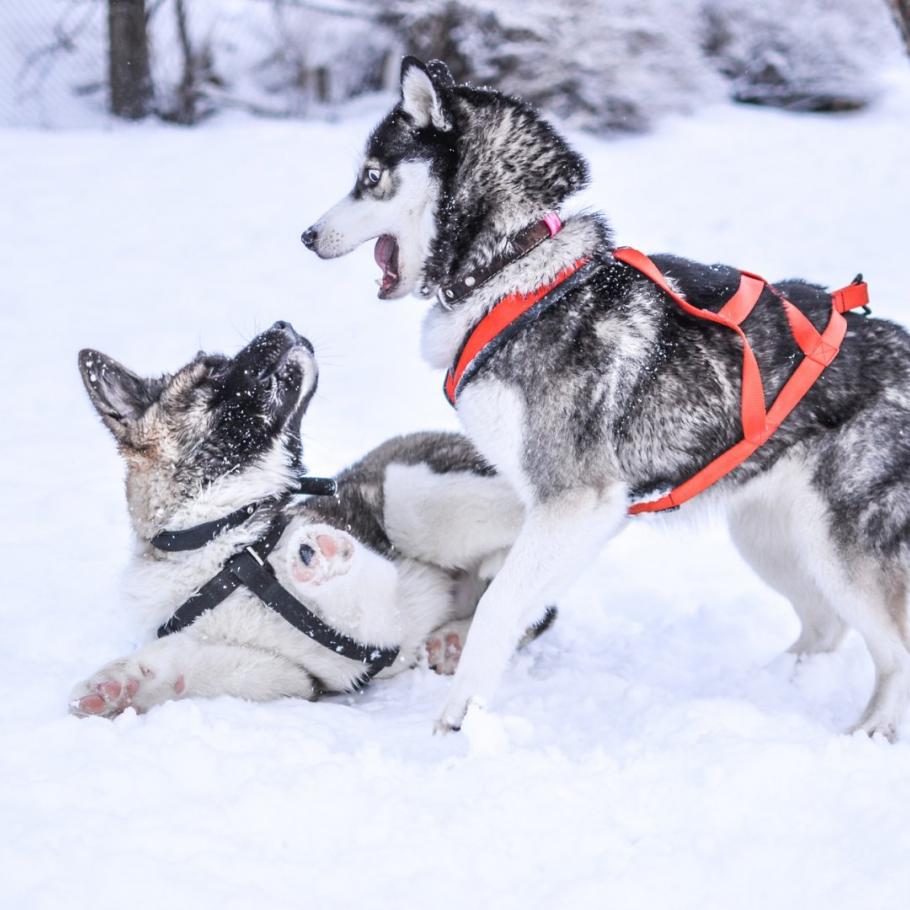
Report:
426,59,455,89
400,55,452,131
78,349,157,441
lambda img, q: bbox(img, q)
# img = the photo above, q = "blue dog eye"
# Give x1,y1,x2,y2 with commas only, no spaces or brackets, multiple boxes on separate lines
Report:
366,168,381,185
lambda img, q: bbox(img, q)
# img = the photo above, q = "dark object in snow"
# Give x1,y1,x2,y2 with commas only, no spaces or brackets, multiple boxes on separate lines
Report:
107,0,152,119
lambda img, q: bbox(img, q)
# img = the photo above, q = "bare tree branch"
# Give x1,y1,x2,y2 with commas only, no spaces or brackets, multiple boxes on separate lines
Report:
886,0,910,56
171,0,197,123
15,0,98,106
254,0,382,21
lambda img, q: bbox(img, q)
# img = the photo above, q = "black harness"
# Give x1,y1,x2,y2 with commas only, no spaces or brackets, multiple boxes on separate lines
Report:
153,475,401,689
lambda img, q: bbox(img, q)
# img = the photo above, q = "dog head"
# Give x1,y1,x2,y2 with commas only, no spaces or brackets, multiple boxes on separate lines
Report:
79,321,318,538
301,57,589,300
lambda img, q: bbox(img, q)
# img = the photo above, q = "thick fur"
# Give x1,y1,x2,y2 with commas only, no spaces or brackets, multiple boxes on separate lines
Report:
303,57,910,739
71,324,533,717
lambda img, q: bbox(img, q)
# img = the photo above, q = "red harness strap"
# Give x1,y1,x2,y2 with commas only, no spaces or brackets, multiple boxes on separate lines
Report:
443,247,869,517
444,257,592,405
615,247,869,514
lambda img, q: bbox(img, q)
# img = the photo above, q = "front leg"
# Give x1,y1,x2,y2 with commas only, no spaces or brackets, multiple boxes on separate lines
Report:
436,484,628,732
70,632,316,717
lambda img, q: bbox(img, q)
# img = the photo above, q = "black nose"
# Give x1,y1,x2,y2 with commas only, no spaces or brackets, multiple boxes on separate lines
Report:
301,227,317,249
272,320,299,340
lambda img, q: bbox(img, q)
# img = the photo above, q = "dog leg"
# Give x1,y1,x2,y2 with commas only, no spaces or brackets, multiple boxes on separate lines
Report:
830,578,910,742
69,633,316,718
729,503,846,656
435,484,626,732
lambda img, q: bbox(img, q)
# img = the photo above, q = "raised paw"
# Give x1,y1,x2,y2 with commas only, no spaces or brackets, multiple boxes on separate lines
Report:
69,659,185,718
286,524,356,587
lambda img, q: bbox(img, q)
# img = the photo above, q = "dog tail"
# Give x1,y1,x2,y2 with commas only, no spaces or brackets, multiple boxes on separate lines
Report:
518,605,558,649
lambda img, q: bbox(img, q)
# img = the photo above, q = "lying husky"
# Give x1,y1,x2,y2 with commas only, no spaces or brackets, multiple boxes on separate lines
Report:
302,57,910,739
71,321,548,717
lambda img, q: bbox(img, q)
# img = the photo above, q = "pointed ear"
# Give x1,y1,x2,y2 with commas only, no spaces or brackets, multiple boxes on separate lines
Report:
426,59,454,89
400,56,451,131
78,349,157,441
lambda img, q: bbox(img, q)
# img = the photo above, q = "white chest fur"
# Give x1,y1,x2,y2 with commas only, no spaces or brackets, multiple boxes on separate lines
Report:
455,378,535,507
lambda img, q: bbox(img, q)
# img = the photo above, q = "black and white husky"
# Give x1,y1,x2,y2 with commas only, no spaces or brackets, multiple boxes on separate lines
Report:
302,57,910,739
70,321,543,717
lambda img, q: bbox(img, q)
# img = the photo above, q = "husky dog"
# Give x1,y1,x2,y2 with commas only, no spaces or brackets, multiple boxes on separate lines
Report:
302,57,910,739
71,321,543,718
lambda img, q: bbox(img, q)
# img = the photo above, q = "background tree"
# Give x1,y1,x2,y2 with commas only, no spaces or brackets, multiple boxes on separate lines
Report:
108,0,151,118
887,0,910,55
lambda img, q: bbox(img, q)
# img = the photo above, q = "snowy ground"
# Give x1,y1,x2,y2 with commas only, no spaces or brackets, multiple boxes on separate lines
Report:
2,71,910,910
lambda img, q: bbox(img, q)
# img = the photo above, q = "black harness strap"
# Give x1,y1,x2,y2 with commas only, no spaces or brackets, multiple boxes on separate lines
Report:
151,475,337,553
154,478,399,688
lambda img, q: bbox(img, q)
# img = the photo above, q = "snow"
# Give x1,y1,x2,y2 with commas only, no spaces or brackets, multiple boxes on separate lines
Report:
3,71,910,909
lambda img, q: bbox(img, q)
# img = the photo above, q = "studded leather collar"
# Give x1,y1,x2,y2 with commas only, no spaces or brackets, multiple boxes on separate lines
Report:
437,212,563,306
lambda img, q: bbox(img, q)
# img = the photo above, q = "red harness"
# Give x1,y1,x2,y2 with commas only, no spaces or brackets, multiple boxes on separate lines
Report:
444,247,870,515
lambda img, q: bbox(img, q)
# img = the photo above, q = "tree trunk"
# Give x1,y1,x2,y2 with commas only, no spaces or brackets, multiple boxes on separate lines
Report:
108,0,152,118
887,0,910,56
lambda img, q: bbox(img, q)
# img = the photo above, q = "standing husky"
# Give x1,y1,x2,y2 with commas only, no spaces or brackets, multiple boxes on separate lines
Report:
302,57,910,739
71,321,543,717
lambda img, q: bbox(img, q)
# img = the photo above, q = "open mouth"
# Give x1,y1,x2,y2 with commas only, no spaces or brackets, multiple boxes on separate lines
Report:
374,234,400,298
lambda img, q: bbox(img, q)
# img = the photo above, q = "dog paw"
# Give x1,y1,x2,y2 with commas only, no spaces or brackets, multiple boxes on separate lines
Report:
850,714,899,743
287,524,355,587
434,693,483,735
69,659,184,718
433,714,462,735
426,628,464,676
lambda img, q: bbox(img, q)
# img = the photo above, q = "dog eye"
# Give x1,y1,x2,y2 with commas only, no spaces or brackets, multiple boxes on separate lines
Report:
366,168,382,185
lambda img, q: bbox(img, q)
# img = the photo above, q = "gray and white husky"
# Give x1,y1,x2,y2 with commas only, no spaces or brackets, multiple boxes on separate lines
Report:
303,57,910,739
70,321,541,717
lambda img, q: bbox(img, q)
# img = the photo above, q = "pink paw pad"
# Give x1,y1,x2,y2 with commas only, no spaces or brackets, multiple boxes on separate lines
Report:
98,680,122,700
444,633,462,662
76,694,107,715
426,632,463,675
289,527,355,586
426,637,443,666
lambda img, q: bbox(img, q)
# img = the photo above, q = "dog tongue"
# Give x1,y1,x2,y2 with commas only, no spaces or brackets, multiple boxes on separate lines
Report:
374,235,395,271
373,235,398,293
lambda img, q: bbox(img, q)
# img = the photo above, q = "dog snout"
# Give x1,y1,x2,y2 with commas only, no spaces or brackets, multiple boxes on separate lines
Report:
271,321,315,355
301,227,318,249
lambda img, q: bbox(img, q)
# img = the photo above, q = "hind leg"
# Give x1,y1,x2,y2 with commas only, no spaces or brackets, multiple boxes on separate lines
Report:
732,478,910,739
70,633,316,717
729,501,846,656
824,569,910,741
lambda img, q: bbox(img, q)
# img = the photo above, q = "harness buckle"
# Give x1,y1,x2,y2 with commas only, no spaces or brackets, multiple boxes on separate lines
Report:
244,546,266,567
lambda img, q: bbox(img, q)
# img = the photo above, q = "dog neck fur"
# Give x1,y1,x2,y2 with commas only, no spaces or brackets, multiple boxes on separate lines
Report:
421,211,609,369
417,87,602,291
